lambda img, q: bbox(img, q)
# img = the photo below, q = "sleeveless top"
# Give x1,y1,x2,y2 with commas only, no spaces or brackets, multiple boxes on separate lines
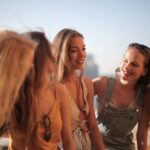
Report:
97,77,143,150
67,79,92,150
9,84,62,150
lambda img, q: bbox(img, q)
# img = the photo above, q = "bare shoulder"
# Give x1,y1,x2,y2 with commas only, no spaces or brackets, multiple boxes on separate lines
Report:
54,82,68,103
55,82,67,93
82,75,92,87
92,76,109,95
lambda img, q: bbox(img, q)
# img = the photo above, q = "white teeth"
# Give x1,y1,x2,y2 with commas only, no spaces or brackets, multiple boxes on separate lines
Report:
77,59,84,63
124,71,132,76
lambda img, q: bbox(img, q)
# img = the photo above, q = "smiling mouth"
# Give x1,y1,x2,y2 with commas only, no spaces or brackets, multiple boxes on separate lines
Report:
76,59,85,64
122,69,133,76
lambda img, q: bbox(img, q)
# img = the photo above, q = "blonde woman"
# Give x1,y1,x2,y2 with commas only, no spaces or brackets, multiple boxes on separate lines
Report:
0,33,35,131
0,28,17,42
9,31,75,150
52,28,105,150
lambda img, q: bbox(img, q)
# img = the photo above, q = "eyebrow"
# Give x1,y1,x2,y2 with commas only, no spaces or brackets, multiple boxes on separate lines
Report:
69,45,86,49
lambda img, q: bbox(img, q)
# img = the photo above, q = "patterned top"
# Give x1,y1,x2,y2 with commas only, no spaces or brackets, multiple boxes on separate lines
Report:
66,79,92,150
97,77,143,150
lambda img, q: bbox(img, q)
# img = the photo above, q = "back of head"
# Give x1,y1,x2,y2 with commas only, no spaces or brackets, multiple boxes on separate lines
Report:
0,28,17,43
52,28,83,81
0,34,35,125
13,31,55,145
23,31,55,91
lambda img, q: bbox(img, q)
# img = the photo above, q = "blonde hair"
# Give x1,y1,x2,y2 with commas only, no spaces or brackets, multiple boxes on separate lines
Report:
52,28,84,81
11,31,55,145
0,28,17,42
0,34,35,125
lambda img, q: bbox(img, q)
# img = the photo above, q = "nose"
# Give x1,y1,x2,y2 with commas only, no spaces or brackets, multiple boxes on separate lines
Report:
78,49,86,58
124,62,131,70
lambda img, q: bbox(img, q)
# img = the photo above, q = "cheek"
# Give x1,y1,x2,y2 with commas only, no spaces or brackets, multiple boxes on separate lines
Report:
68,53,76,61
120,62,124,70
84,52,87,58
139,68,147,76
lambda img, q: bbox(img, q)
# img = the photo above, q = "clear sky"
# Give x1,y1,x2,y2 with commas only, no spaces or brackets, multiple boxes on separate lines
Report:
1,0,150,75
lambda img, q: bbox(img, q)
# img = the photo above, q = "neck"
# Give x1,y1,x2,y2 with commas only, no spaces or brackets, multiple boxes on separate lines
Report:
64,69,82,81
116,77,136,90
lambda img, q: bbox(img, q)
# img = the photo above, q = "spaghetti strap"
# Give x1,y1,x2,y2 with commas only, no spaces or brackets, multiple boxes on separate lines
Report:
104,77,115,102
47,82,58,116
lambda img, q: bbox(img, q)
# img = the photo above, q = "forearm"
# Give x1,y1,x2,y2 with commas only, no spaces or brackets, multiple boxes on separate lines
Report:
137,115,149,150
90,127,105,150
61,133,75,150
137,129,148,150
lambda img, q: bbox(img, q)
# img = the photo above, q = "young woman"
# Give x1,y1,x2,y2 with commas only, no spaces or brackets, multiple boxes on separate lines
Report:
0,33,35,130
52,28,105,150
9,31,75,150
93,43,150,150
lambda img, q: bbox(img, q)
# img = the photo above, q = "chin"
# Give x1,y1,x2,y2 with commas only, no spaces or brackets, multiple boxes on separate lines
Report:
120,78,129,85
75,66,84,70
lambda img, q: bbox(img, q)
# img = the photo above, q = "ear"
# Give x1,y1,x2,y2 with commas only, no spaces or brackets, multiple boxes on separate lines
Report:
142,68,147,76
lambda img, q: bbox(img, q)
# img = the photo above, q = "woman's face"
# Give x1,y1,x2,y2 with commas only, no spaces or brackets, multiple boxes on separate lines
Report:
120,47,147,83
68,36,86,71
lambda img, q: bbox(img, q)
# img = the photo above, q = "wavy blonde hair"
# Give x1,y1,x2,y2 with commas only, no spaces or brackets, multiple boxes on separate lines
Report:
0,33,35,126
0,28,17,42
52,28,84,81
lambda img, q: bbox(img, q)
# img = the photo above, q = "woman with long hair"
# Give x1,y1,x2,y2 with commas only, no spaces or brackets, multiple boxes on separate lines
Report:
9,31,75,150
0,32,35,130
93,43,150,150
52,28,105,150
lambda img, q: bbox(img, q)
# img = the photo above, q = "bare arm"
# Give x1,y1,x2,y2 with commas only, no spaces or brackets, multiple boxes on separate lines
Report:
84,76,105,150
93,76,108,96
58,84,76,150
137,110,149,150
137,91,150,150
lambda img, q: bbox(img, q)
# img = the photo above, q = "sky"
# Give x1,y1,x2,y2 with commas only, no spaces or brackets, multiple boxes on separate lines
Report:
0,0,150,75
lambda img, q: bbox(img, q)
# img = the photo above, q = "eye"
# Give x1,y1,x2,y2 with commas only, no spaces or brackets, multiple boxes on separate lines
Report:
82,47,86,51
131,62,139,67
69,47,78,53
123,59,128,63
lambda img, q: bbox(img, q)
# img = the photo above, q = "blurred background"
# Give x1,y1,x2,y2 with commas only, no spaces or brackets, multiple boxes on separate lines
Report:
1,0,150,77
0,0,150,149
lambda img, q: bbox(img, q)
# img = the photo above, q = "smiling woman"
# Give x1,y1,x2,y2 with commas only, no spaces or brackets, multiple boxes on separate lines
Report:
9,31,75,150
52,28,105,150
93,43,150,150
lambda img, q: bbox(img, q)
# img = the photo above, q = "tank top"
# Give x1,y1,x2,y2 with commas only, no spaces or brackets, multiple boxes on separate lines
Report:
9,84,62,150
97,77,143,150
